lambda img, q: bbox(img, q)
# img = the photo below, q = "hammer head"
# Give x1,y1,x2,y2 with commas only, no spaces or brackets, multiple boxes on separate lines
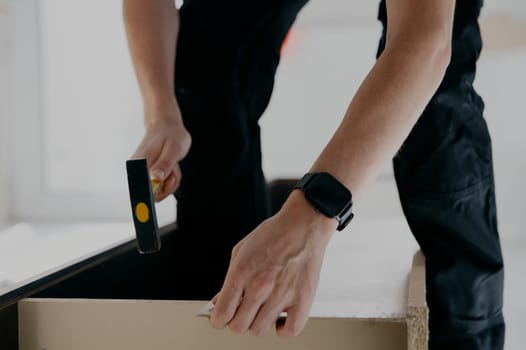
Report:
126,158,161,254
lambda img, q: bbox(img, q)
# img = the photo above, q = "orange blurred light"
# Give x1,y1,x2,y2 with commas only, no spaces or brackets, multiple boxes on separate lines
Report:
280,28,298,59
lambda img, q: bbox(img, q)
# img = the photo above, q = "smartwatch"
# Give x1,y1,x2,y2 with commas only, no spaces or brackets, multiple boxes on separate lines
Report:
293,172,354,231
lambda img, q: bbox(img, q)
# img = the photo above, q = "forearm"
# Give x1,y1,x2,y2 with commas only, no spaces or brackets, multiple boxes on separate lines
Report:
310,39,451,200
123,0,180,124
284,32,451,230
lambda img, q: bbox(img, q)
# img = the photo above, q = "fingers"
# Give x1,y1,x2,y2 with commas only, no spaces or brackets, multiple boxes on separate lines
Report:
149,139,184,200
276,303,310,337
209,275,244,330
228,296,265,334
131,131,187,185
154,173,173,202
129,136,168,182
211,293,220,305
248,280,293,337
150,139,179,181
212,288,309,337
154,166,181,202
209,243,251,331
248,297,288,337
227,270,276,333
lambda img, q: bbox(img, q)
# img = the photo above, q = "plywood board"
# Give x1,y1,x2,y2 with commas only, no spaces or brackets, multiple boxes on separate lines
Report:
18,299,406,350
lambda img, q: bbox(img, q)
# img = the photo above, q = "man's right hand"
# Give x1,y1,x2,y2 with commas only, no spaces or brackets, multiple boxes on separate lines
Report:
131,101,191,202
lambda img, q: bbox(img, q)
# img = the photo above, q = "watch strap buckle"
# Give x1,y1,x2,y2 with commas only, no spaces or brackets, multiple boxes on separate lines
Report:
337,203,354,231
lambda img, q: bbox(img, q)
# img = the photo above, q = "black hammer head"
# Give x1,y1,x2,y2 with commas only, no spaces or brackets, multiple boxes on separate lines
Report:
126,158,161,254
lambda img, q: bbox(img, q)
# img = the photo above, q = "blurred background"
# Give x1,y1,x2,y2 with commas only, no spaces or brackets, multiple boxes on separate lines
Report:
0,0,525,348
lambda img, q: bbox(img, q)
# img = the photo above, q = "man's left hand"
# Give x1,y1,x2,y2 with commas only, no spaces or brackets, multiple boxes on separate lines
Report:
209,192,337,337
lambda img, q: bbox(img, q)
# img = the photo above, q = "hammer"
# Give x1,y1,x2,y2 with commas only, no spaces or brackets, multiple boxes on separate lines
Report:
126,158,162,254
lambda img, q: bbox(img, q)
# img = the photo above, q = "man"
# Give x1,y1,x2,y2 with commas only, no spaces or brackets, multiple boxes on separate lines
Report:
123,0,505,349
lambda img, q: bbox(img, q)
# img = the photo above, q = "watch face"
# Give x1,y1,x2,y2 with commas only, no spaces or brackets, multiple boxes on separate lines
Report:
304,172,352,217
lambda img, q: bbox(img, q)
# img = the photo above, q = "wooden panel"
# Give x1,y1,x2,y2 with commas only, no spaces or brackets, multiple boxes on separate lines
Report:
406,251,428,350
19,299,406,350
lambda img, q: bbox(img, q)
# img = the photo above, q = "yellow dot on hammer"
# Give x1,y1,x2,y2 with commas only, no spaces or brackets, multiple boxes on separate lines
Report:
135,202,150,223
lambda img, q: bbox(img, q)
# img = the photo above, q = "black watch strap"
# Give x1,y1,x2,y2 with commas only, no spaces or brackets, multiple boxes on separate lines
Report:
293,173,316,190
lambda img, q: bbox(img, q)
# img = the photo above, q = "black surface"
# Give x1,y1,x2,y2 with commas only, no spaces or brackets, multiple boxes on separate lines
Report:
33,225,197,301
0,303,18,350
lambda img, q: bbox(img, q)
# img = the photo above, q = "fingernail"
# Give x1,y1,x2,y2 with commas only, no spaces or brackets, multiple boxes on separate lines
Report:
151,169,165,180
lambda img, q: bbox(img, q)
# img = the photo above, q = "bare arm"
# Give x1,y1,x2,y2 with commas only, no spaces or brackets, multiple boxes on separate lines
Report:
124,0,191,200
305,0,454,202
211,0,455,338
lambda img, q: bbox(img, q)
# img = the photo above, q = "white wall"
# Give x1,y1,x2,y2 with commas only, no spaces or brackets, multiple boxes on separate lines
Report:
476,47,526,240
0,0,10,223
260,0,387,180
484,0,526,17
8,0,145,221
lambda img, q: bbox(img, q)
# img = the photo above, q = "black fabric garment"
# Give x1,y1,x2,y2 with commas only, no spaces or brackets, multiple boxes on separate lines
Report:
377,1,505,349
167,0,309,300
168,1,505,349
